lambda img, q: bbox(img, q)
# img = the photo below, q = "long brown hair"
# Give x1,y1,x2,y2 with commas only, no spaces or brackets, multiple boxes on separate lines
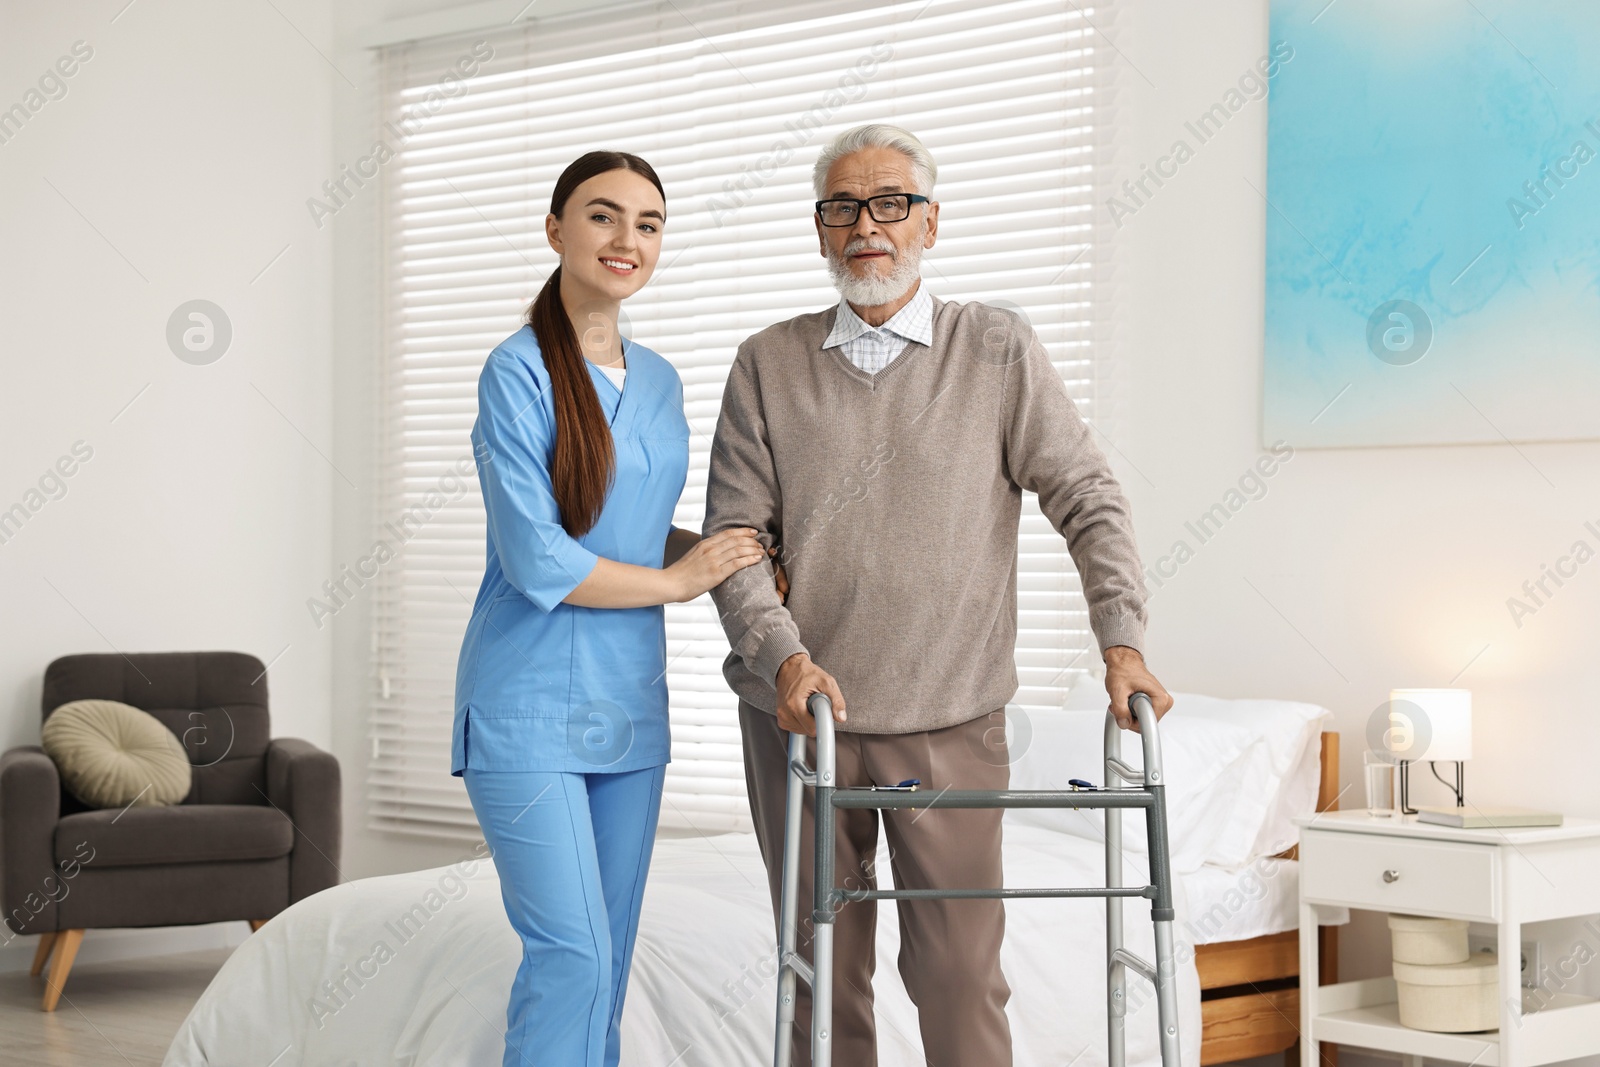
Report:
527,151,665,538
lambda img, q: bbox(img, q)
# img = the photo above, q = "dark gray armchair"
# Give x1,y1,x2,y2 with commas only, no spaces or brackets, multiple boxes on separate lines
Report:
0,651,341,1010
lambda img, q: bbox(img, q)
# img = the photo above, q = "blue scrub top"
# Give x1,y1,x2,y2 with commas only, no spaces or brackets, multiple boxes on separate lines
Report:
452,325,690,775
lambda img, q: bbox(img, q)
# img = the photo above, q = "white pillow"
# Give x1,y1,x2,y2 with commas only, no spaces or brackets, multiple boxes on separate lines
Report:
1169,693,1330,865
1003,681,1330,873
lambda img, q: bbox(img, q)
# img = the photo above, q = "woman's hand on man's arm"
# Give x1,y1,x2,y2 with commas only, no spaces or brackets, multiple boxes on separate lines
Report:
564,528,767,608
664,526,787,602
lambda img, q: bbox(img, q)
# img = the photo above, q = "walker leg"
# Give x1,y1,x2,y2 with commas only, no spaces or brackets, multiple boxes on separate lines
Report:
1106,715,1127,1067
811,773,836,1067
1106,803,1127,1067
1152,918,1181,1067
774,730,807,1067
1146,776,1180,1067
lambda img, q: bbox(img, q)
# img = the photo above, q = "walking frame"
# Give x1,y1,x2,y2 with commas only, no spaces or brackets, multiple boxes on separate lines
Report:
773,691,1181,1067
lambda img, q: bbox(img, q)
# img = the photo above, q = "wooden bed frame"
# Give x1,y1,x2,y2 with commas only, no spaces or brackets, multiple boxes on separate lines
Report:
1195,731,1340,1067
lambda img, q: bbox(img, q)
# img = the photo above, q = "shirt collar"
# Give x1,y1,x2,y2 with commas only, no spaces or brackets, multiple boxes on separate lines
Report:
823,283,934,350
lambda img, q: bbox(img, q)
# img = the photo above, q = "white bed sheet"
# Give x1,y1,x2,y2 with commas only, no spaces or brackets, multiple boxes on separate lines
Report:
164,824,1202,1067
1177,857,1348,946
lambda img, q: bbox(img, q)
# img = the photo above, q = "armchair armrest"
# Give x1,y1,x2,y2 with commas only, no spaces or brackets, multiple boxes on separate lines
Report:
1,746,64,939
265,738,342,904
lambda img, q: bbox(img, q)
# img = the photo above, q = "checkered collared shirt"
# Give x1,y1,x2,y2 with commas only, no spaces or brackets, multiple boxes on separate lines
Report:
822,283,935,374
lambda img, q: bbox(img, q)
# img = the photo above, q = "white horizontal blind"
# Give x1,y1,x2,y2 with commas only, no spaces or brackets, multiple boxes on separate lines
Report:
369,0,1121,840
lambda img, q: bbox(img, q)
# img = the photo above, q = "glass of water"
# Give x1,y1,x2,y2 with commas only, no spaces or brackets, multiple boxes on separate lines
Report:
1363,750,1395,817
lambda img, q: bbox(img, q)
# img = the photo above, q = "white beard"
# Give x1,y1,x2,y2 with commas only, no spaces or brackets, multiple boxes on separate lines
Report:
825,217,928,307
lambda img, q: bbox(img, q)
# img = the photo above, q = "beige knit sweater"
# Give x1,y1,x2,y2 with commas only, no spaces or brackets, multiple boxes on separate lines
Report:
703,294,1147,734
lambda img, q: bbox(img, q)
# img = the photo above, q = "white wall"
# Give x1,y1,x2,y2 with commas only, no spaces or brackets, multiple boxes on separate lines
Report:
322,0,508,882
0,0,340,741
0,0,335,964
1119,0,1600,1044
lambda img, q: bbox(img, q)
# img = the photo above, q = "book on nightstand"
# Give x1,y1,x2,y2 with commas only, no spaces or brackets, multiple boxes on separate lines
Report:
1416,805,1563,829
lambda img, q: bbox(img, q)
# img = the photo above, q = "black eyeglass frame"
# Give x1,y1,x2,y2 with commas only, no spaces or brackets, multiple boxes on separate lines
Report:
814,193,931,227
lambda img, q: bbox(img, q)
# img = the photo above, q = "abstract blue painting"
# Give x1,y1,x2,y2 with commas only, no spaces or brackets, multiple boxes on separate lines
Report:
1264,0,1600,447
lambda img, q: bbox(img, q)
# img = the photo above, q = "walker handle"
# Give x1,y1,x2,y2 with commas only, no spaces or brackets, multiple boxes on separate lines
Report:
809,692,836,784
1103,691,1165,788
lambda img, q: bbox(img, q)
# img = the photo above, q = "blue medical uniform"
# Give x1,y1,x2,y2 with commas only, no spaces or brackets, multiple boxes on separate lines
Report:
453,324,689,1067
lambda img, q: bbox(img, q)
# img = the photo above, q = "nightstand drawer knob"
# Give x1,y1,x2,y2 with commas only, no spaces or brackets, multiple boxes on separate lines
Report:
1383,869,1400,883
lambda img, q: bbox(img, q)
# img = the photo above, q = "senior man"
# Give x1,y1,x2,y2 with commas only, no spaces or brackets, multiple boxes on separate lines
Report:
703,123,1173,1067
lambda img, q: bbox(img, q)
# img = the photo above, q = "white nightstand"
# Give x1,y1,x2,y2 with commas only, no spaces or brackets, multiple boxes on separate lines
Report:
1296,810,1600,1067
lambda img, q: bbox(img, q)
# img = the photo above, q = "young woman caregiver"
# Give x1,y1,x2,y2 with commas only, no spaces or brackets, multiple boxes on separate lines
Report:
451,151,778,1067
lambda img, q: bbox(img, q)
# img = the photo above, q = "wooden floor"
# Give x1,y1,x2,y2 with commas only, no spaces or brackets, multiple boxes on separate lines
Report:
0,946,232,1066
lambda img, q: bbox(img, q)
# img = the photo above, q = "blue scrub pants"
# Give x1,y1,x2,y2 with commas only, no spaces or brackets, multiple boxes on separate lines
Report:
464,763,666,1067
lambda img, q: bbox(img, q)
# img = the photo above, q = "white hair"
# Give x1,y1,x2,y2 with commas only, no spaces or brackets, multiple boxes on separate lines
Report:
812,123,937,200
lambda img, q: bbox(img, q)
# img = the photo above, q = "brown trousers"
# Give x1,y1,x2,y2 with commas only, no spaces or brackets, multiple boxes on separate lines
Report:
739,700,1014,1067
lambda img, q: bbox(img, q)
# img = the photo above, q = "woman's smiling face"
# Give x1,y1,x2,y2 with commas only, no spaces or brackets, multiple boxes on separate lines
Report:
546,168,666,302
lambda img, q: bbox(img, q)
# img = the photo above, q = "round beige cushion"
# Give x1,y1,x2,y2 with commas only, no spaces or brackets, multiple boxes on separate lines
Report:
41,700,192,809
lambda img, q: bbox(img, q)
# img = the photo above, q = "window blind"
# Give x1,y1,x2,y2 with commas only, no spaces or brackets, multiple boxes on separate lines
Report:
370,0,1122,840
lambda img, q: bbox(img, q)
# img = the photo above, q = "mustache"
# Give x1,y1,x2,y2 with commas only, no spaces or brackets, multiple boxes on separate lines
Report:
841,236,896,257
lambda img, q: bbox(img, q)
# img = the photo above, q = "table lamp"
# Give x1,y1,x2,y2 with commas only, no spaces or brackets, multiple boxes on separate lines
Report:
1386,688,1471,815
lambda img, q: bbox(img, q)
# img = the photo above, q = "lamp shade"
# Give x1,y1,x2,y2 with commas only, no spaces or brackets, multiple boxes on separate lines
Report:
1388,688,1472,762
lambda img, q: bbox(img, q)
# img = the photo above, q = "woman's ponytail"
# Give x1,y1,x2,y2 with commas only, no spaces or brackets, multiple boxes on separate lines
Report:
529,264,612,538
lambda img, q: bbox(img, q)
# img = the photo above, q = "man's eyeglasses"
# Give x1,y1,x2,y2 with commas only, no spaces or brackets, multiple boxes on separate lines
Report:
814,193,930,227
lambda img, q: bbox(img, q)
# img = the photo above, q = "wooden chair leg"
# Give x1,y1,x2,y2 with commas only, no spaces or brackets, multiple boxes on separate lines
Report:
41,928,84,1012
29,932,57,976
248,919,268,933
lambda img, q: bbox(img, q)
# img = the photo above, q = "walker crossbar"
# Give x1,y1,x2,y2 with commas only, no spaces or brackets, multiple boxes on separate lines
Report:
829,788,1160,809
772,691,1181,1067
837,885,1156,902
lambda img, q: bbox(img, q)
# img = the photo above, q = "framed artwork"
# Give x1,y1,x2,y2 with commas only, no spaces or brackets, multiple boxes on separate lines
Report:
1264,0,1600,447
